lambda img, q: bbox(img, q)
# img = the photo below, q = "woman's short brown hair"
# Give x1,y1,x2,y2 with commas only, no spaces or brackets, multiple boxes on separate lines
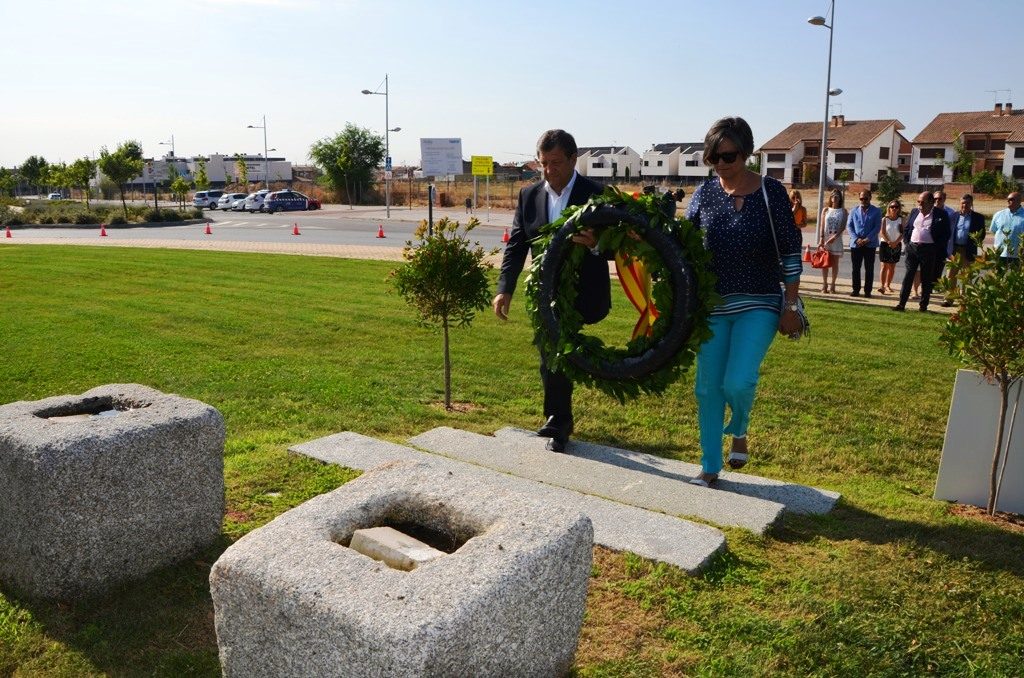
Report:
702,117,755,164
789,189,803,203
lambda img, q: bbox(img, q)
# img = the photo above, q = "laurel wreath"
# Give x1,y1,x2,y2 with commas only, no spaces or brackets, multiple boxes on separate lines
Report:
524,187,719,402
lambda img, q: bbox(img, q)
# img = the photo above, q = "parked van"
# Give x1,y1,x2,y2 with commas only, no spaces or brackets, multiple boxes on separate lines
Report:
192,190,225,209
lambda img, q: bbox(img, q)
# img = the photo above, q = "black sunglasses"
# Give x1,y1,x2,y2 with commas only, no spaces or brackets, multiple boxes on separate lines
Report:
707,151,740,164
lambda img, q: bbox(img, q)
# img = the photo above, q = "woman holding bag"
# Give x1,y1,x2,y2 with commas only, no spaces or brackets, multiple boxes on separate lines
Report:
878,201,903,293
685,117,803,487
818,189,846,293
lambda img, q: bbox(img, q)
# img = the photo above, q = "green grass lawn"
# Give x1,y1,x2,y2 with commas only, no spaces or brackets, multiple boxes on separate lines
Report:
1,245,1022,677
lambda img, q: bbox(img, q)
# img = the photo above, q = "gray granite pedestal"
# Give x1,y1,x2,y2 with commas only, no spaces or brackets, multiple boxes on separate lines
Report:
0,384,225,598
210,461,593,677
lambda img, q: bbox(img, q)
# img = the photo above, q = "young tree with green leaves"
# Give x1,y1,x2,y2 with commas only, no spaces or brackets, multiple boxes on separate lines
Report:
20,156,48,196
67,157,97,208
236,158,248,188
167,165,187,209
45,163,68,197
98,141,144,218
193,159,210,191
309,123,385,206
940,238,1024,515
390,217,496,410
876,168,905,208
0,168,16,197
945,133,975,183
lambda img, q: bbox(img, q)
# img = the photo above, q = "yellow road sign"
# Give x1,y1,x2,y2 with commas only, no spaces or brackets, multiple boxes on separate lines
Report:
471,155,493,176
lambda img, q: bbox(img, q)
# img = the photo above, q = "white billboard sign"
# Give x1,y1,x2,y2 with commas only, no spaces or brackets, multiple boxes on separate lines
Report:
420,138,463,176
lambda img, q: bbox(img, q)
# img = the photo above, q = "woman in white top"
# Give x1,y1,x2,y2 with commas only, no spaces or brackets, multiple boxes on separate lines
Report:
817,189,846,293
878,201,903,294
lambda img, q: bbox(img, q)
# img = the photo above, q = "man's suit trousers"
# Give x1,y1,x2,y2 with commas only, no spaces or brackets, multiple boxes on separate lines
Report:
899,242,941,310
850,246,876,295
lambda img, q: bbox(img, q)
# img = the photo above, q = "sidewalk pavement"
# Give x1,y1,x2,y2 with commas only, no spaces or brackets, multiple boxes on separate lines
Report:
3,224,954,314
330,204,516,229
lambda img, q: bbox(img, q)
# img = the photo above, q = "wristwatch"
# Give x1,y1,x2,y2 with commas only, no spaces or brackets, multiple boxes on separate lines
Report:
589,245,601,256
785,301,800,312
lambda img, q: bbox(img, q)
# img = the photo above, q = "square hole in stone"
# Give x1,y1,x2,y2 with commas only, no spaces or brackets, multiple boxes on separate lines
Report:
335,498,485,555
33,395,151,422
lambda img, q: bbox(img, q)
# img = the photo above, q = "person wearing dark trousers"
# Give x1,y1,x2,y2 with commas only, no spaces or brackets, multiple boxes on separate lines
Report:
942,193,986,306
493,129,608,453
846,189,882,297
893,191,951,312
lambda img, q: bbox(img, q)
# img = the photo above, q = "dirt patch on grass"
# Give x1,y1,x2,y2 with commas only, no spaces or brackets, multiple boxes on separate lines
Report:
429,401,483,413
576,547,683,672
949,503,1024,532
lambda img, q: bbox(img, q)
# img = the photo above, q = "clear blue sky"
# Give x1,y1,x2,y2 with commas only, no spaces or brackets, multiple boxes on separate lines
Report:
2,0,1020,169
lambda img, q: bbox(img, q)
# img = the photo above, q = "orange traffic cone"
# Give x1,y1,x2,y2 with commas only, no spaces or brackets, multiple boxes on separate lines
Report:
204,222,212,235
376,224,386,238
501,227,510,244
292,223,301,236
100,224,108,237
4,225,11,238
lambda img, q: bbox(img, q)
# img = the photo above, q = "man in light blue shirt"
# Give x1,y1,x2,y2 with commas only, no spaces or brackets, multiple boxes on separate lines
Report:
991,192,1024,266
846,189,882,297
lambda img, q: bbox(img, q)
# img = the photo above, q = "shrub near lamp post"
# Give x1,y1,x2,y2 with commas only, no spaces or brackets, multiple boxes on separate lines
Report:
362,75,401,219
808,3,843,240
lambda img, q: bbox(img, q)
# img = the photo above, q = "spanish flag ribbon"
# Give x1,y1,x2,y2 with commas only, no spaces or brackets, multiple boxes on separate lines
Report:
615,252,659,340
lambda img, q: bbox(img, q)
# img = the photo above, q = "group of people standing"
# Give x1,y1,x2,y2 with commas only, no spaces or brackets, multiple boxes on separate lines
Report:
797,188,1024,311
492,120,1024,487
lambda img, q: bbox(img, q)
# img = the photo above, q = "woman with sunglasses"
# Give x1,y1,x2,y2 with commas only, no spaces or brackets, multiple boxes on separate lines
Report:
685,117,803,487
878,201,903,293
818,190,846,293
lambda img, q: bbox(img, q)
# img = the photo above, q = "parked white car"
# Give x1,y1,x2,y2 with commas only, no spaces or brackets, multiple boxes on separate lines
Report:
241,190,269,212
230,196,247,210
218,192,248,210
192,190,224,209
47,192,62,200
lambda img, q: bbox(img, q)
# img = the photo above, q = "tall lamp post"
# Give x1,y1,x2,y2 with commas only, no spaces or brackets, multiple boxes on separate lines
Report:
809,3,841,241
247,116,269,190
158,134,175,158
362,75,399,218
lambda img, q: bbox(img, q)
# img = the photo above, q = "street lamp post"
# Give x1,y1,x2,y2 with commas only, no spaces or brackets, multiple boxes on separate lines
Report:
362,75,398,218
158,134,175,158
247,116,269,190
809,3,841,241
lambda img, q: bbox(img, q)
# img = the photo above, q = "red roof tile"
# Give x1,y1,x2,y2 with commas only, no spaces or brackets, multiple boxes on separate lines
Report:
913,109,1024,143
759,119,904,151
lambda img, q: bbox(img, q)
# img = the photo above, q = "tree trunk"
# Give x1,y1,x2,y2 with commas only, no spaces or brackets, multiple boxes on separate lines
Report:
119,186,128,219
995,380,1022,512
989,375,1010,515
443,318,452,411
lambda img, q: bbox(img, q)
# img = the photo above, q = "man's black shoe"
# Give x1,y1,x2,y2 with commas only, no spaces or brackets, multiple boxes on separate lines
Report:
892,305,905,312
941,299,955,307
546,435,569,453
850,291,860,297
538,416,574,438
864,292,873,299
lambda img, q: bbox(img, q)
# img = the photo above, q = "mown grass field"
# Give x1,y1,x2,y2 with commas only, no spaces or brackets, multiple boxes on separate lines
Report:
0,245,1021,676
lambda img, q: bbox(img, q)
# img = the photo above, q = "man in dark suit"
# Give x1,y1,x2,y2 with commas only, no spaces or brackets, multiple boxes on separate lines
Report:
493,129,609,452
942,193,987,306
893,191,952,312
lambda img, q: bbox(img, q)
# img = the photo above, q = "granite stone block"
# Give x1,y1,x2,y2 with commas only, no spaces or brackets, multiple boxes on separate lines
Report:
0,384,225,598
210,461,593,677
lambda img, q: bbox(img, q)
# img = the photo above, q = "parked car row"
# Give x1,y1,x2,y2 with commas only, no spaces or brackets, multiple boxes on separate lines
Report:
191,189,321,213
